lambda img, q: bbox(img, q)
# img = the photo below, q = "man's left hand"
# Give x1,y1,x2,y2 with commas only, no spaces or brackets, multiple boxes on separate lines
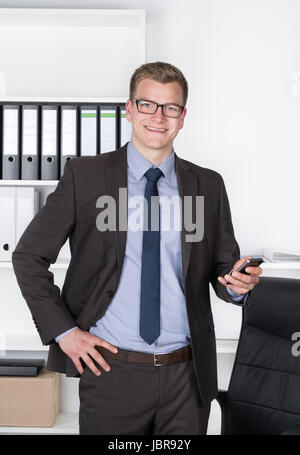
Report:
218,256,263,295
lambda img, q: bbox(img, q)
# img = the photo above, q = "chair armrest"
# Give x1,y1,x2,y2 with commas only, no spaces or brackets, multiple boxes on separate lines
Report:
281,425,300,435
215,390,228,435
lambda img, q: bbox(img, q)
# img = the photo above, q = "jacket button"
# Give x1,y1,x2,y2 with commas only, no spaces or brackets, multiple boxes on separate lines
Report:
107,290,114,297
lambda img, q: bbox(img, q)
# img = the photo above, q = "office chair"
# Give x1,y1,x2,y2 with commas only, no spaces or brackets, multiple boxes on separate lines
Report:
216,277,300,435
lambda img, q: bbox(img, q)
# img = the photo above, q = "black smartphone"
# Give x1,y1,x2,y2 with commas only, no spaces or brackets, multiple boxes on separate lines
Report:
225,257,264,285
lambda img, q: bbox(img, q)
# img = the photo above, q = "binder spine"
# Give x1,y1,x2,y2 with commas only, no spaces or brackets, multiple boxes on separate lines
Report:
76,104,80,160
116,105,121,149
37,105,42,181
2,105,20,180
21,105,39,180
80,105,98,157
60,105,78,177
100,105,118,154
0,101,125,181
96,105,100,155
0,105,2,179
119,104,132,148
41,105,59,181
57,105,62,180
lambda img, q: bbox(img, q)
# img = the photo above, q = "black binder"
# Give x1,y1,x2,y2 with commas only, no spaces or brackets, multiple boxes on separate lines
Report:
0,358,45,376
21,105,40,180
41,105,59,180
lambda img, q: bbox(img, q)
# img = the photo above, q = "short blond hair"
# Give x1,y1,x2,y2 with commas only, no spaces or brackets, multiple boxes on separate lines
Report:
130,61,188,106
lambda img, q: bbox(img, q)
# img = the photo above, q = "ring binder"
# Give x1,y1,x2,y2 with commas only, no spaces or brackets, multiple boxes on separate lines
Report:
80,106,98,156
41,105,59,180
60,105,78,176
100,105,118,154
119,106,132,147
21,105,39,180
2,105,20,180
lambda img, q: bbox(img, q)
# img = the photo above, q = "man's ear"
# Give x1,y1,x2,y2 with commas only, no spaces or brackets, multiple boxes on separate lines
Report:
179,107,187,129
126,99,132,123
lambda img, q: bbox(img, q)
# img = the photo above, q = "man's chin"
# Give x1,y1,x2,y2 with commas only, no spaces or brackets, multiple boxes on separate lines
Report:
142,138,170,151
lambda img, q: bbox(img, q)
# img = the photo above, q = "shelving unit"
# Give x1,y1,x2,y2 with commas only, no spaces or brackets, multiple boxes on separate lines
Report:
0,9,145,99
0,10,146,430
0,180,59,186
0,412,79,435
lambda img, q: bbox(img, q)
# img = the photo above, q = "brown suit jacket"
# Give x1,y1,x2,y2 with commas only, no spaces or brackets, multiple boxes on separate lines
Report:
12,143,247,405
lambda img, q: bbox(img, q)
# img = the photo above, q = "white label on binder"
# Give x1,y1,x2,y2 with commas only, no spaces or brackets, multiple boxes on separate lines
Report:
62,109,77,156
42,109,57,156
23,109,38,156
100,109,116,154
121,109,132,146
81,109,97,156
3,109,18,155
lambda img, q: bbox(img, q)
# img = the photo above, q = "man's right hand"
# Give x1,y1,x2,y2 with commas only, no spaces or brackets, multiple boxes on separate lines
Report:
58,328,118,376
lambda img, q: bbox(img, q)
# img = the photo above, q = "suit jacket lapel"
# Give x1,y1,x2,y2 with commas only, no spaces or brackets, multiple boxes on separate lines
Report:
103,145,128,276
175,153,198,286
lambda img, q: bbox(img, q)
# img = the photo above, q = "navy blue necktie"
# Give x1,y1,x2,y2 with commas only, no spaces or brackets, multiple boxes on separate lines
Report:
140,167,163,345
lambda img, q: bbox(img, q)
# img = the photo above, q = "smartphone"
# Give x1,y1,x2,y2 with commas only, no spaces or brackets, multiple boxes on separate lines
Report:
225,257,264,285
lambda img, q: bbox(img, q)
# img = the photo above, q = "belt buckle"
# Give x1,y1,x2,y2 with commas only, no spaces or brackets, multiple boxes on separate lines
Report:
154,353,163,367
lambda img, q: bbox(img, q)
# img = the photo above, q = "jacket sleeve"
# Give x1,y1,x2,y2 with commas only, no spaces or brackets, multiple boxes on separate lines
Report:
12,160,78,345
210,174,251,306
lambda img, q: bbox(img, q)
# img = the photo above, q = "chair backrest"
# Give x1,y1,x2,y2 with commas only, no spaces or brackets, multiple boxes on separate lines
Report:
224,276,300,435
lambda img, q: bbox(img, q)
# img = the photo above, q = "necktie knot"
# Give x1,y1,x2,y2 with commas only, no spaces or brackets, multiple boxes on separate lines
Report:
145,167,163,184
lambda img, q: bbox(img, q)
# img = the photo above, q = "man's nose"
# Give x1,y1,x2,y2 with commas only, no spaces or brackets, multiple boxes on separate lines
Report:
152,105,165,121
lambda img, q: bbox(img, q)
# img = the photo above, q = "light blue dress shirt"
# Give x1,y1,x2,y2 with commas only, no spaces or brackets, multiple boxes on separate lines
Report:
55,142,246,351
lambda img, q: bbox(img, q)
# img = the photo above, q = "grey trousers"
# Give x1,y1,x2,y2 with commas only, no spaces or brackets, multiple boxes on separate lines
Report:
79,356,211,435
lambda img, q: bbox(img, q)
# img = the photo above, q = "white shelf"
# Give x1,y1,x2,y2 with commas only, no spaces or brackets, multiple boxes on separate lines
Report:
0,412,79,435
216,339,238,354
0,8,145,99
0,180,59,186
0,97,128,103
1,336,48,352
261,258,300,269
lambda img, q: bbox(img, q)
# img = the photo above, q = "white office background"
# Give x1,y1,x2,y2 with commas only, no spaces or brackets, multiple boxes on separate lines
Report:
0,0,299,434
0,0,298,254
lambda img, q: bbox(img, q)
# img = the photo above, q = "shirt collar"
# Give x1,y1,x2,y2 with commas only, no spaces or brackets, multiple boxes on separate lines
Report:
127,141,175,185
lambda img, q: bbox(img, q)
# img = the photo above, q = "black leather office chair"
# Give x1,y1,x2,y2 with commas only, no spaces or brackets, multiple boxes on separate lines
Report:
216,277,300,435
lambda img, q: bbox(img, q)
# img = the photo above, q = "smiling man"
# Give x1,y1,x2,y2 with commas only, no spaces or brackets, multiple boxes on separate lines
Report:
12,62,262,435
127,77,186,165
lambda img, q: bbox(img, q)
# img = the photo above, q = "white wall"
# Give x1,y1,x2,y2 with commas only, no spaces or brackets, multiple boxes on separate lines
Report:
1,0,298,255
1,1,299,340
1,1,299,429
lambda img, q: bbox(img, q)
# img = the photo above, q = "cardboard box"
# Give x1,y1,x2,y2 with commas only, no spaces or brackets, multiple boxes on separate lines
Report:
0,368,59,427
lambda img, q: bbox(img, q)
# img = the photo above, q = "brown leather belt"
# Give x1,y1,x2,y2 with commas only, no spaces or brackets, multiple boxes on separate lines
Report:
95,344,192,367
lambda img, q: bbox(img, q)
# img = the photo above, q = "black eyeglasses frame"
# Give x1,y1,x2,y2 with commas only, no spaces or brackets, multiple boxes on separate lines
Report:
131,98,185,118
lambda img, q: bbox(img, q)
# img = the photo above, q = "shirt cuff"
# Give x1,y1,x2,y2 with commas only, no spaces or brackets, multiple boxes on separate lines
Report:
55,326,78,343
226,286,247,304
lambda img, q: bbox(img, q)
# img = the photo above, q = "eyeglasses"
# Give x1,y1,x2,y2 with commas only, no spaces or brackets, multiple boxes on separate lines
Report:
131,98,185,118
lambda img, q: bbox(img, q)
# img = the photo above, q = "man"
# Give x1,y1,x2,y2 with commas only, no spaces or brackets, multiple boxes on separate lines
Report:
12,62,262,435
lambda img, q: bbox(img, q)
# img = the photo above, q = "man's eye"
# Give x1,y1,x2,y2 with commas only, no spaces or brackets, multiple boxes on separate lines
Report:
166,106,177,111
140,102,152,108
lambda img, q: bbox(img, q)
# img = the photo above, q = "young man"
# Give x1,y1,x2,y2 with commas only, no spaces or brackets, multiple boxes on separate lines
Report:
12,62,262,435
